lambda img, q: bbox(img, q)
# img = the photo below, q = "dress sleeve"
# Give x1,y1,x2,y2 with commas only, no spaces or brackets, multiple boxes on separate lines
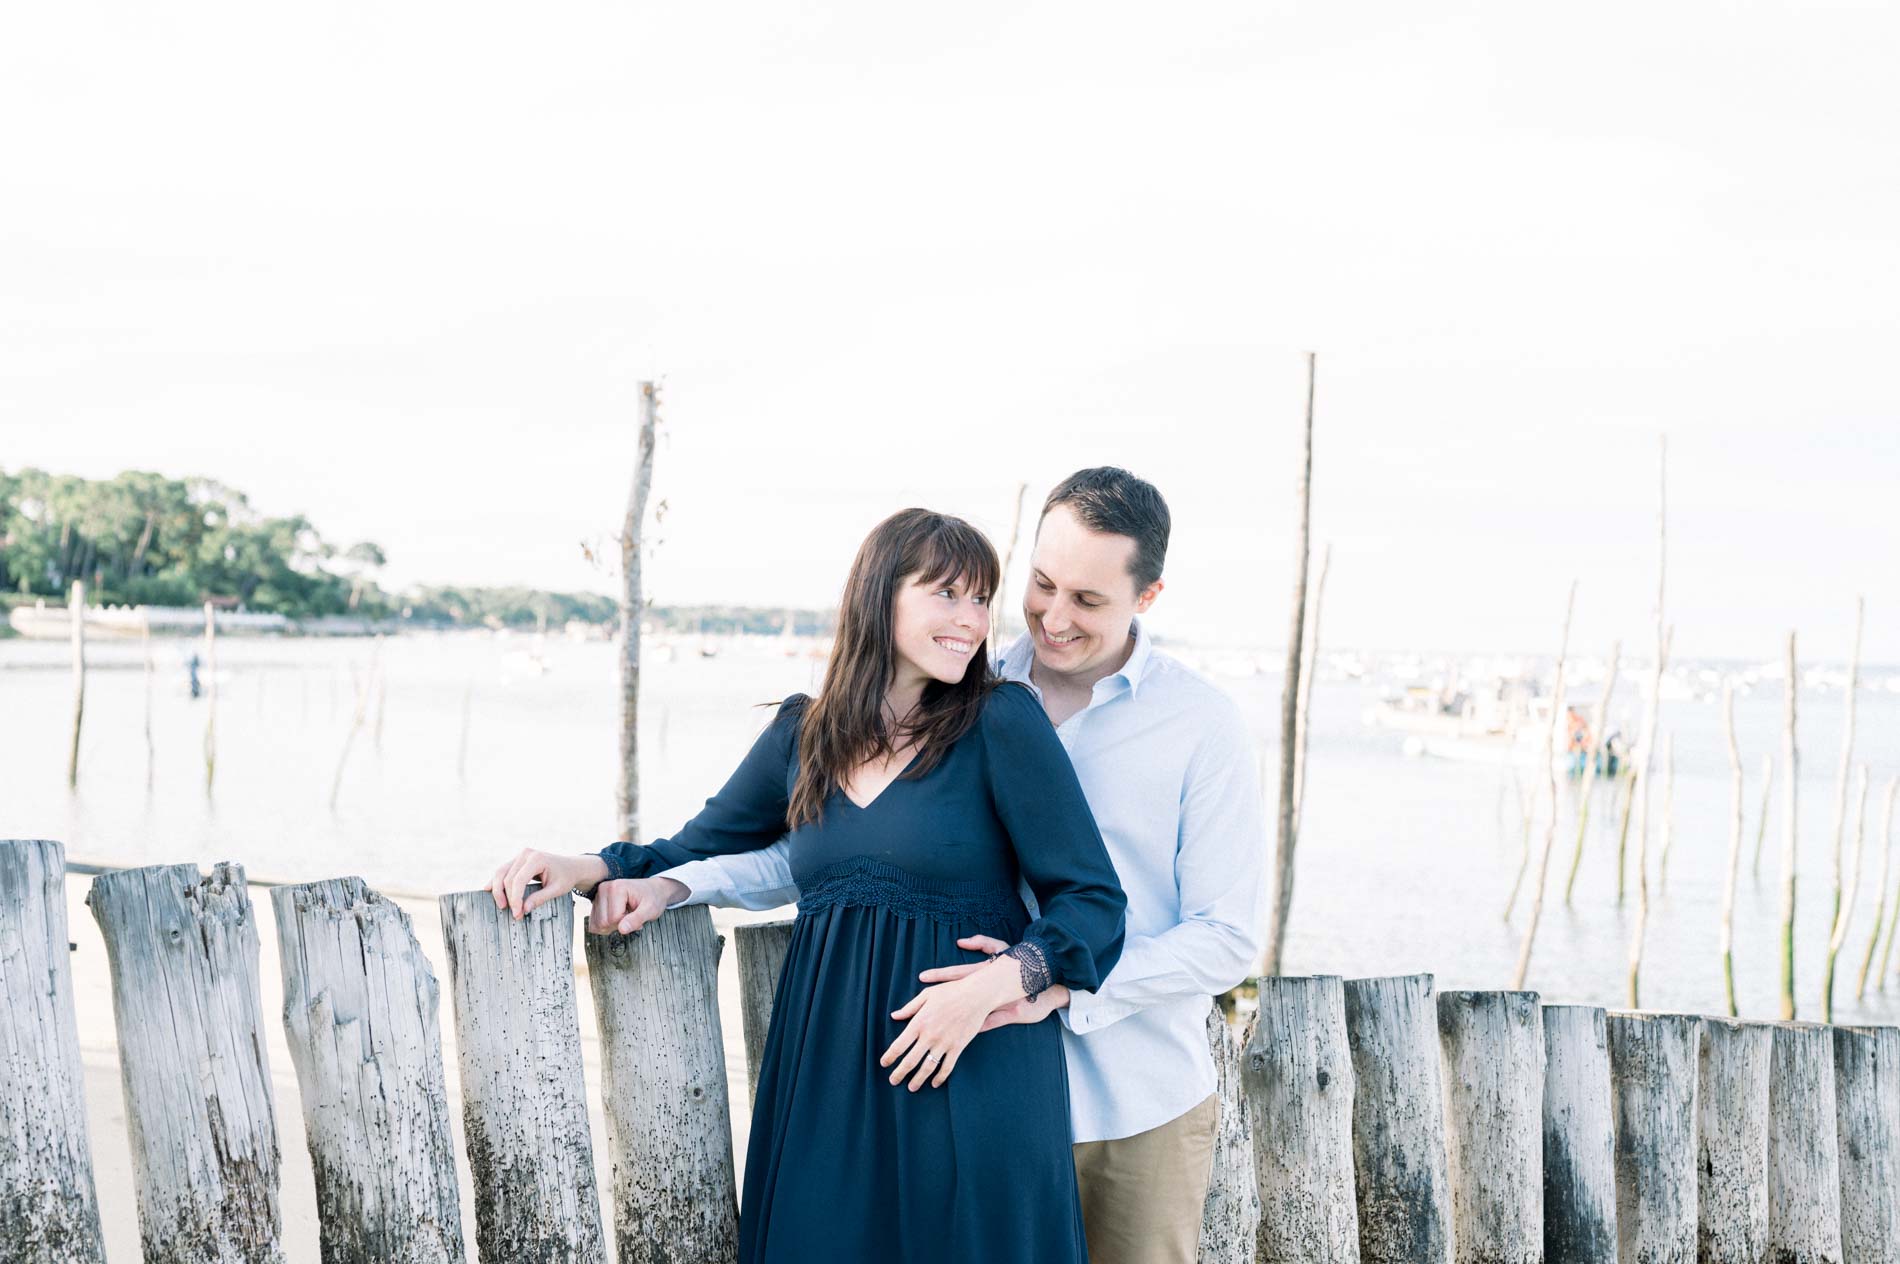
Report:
593,694,807,883
980,682,1126,993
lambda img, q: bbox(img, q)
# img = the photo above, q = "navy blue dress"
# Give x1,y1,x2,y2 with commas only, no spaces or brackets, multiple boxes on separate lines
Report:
598,683,1127,1263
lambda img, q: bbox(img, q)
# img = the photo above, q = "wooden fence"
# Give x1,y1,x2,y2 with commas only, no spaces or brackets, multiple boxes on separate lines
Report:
3,838,1897,1263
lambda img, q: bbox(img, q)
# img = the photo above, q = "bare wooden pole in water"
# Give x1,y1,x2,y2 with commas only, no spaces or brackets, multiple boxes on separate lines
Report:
1292,540,1332,838
1857,776,1898,999
1657,730,1676,891
1263,350,1317,976
1626,437,1668,1008
992,480,1028,653
1564,639,1619,906
1778,632,1800,1020
67,579,85,787
1752,751,1773,876
142,608,156,791
1822,765,1870,1022
328,646,374,811
1613,764,1636,903
1511,579,1575,988
1627,627,1671,1010
1823,598,1865,1020
202,601,218,793
1721,681,1746,1017
618,380,659,842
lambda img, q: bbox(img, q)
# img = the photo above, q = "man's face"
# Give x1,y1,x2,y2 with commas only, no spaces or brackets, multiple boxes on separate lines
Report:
1021,504,1161,682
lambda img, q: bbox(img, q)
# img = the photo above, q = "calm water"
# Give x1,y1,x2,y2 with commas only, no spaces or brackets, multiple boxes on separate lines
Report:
6,630,1900,1026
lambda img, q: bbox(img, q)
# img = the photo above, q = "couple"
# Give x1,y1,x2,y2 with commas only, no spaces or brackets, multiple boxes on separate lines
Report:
491,467,1266,1264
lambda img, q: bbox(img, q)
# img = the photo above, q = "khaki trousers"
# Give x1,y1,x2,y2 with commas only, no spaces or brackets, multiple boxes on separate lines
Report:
1071,1092,1220,1264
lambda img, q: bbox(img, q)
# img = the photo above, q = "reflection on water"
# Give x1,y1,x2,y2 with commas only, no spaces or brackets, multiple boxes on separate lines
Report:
5,631,1899,1026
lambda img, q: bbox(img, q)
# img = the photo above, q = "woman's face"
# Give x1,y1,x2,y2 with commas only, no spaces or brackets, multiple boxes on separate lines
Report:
891,570,990,689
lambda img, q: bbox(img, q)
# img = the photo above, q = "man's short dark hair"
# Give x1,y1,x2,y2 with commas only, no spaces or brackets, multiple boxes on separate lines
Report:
1040,466,1170,590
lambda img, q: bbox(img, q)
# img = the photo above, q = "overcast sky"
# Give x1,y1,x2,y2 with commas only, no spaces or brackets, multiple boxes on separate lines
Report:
4,3,1894,660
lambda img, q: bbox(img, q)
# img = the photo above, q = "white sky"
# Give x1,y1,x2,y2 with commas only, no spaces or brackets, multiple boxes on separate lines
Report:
4,2,1895,659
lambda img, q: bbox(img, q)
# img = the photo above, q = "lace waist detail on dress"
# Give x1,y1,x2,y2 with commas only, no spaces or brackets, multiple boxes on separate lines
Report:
798,856,1023,926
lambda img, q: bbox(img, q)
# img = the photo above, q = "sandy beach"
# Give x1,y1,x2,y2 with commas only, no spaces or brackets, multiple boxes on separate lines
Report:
57,868,779,1263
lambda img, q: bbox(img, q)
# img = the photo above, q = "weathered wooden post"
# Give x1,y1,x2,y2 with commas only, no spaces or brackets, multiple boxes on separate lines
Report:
87,862,285,1263
1766,1021,1843,1260
1262,351,1317,976
1831,1024,1900,1258
1197,1006,1261,1263
584,904,739,1264
1540,1004,1616,1262
1245,974,1360,1261
617,380,660,842
0,840,107,1263
1341,974,1451,1263
1605,1012,1699,1260
67,579,85,787
439,890,606,1264
1696,1018,1772,1262
1437,990,1544,1263
272,878,464,1264
734,919,796,1103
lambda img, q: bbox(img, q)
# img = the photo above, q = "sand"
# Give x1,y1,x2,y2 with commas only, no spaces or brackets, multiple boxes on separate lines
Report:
55,869,782,1263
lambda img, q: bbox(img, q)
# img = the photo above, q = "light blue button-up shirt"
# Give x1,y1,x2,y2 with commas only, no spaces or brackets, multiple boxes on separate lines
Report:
658,620,1268,1143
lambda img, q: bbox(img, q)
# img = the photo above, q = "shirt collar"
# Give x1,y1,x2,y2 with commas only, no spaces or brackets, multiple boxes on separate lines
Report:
995,618,1154,699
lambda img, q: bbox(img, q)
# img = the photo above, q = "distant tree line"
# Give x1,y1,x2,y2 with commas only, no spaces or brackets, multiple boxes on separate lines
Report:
0,468,833,635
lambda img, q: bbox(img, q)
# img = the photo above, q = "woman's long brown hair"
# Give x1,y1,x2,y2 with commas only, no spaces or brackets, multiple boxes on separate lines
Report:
787,508,1002,828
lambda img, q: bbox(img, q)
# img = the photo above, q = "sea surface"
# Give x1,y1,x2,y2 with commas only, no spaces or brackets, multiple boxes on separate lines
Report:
6,629,1900,1026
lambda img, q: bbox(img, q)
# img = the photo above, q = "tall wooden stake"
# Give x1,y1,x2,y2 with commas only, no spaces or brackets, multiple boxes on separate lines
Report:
1823,596,1864,1014
1510,578,1576,988
1626,435,1668,1009
1565,640,1620,905
1262,351,1316,976
992,480,1028,653
142,609,155,791
67,580,85,787
1291,541,1331,838
617,380,659,842
1823,765,1870,1022
1873,779,1900,994
1753,752,1774,876
1721,680,1744,1016
1779,632,1800,1019
202,601,218,793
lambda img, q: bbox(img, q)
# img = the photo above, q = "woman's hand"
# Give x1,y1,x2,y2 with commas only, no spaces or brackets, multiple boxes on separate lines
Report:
881,954,1026,1091
585,876,689,935
487,849,609,919
919,934,1071,1031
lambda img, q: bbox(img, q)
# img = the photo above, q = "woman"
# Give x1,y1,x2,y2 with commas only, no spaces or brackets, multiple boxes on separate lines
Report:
489,508,1126,1263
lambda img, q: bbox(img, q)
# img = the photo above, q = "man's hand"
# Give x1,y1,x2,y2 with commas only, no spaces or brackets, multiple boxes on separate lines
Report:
976,984,1070,1032
488,849,610,919
917,934,1070,1032
585,876,689,936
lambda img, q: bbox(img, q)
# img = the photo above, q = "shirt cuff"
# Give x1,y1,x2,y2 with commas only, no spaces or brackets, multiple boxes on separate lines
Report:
1060,984,1140,1034
656,861,716,909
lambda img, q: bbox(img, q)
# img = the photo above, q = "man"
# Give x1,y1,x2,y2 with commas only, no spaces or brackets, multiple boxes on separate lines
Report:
595,467,1266,1264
